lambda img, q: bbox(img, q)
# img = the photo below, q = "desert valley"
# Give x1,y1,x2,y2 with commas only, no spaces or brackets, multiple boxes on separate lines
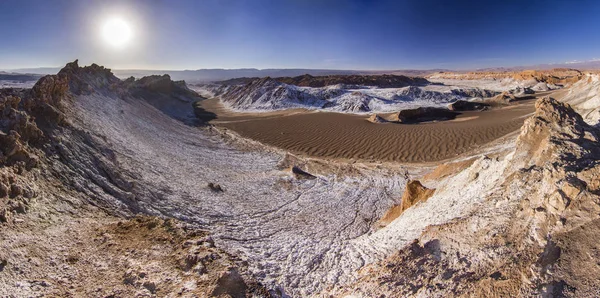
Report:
2,0,600,297
1,61,599,297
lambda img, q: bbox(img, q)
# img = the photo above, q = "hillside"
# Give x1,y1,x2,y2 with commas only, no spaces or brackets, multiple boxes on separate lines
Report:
560,73,600,124
207,76,500,113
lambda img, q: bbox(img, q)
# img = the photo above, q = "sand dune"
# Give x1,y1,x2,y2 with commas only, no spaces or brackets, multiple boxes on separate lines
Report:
199,97,542,163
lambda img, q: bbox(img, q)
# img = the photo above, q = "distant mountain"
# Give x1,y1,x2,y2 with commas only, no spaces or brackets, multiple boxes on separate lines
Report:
6,59,600,84
0,72,42,82
5,67,447,83
275,74,429,88
476,60,600,72
6,67,62,75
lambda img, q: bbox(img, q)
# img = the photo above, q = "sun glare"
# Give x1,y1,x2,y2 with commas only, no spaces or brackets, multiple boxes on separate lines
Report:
102,17,132,48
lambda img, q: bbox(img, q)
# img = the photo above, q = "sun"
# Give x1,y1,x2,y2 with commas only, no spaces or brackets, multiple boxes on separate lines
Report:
102,17,132,48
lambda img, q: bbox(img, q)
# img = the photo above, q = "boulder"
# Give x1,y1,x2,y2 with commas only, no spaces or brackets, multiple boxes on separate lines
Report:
291,166,316,180
367,114,387,123
392,107,459,123
447,100,490,111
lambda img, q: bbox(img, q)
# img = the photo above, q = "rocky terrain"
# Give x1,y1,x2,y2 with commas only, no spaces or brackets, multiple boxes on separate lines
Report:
196,76,501,113
560,73,600,124
0,72,40,89
274,74,429,88
196,69,584,115
1,60,599,297
216,73,429,88
428,68,584,92
334,97,600,297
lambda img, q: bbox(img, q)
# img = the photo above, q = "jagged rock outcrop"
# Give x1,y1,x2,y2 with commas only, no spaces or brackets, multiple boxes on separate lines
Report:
451,88,499,98
127,74,196,97
391,85,455,103
208,77,497,113
0,60,206,225
126,74,204,124
487,91,518,104
219,77,337,110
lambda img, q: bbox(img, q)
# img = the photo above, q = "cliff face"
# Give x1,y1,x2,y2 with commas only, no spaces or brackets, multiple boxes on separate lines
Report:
429,68,583,85
334,97,600,297
559,74,600,125
219,77,337,110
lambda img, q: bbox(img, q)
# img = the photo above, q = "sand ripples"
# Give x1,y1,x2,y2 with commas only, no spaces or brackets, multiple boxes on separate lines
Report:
216,103,533,163
198,97,535,163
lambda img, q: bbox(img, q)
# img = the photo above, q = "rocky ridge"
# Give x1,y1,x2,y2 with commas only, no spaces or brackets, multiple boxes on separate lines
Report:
275,73,430,88
210,77,501,113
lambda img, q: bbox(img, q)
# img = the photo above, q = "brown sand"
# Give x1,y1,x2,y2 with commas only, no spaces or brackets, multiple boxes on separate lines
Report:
199,95,550,163
378,180,436,227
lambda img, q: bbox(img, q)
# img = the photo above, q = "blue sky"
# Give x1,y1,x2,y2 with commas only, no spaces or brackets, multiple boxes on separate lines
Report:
1,0,599,70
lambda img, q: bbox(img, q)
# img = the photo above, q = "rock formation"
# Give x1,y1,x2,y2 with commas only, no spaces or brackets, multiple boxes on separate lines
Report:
378,180,435,227
219,77,336,110
448,99,490,111
429,68,583,86
206,76,499,113
367,113,387,123
450,88,499,98
392,106,459,123
275,73,430,88
559,73,600,125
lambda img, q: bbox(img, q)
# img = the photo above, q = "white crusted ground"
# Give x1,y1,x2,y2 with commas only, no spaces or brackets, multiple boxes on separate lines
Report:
70,91,417,296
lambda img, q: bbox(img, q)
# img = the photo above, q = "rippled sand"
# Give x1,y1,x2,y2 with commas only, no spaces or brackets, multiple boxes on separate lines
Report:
199,98,538,163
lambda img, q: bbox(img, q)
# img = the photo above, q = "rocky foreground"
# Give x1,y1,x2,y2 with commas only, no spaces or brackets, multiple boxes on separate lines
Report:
335,98,600,297
1,61,599,297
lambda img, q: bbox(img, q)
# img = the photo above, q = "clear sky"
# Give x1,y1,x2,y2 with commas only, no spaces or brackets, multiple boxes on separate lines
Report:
1,0,599,70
